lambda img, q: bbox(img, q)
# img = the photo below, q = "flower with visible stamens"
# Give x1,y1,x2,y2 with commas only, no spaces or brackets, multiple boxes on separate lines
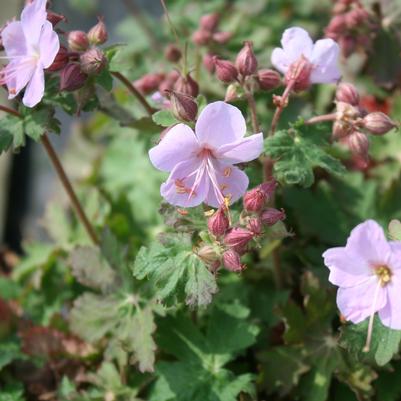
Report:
0,0,60,107
149,101,263,208
323,220,401,351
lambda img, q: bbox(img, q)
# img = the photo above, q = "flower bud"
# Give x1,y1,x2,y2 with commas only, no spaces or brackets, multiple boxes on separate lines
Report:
236,41,258,77
199,13,220,32
325,15,347,37
208,207,230,237
167,91,198,122
225,84,239,102
60,63,88,92
165,44,182,63
192,29,212,46
173,73,199,97
224,228,254,251
285,55,313,91
257,69,281,91
47,11,67,27
261,208,286,226
213,57,238,83
203,52,216,73
197,245,220,266
88,17,108,46
223,249,244,272
80,48,107,75
47,45,69,72
243,181,276,212
212,31,232,45
346,131,369,158
332,121,351,140
363,112,397,135
68,30,89,52
136,73,165,94
345,8,369,28
336,83,360,106
247,218,262,236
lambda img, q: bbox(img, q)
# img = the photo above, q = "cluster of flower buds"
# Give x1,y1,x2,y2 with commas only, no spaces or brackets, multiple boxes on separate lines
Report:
192,13,232,47
333,83,398,162
212,41,281,101
57,18,108,92
201,181,286,273
325,0,378,57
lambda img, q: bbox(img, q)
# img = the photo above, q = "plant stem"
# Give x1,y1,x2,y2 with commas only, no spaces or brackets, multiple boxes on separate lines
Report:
245,90,261,133
304,113,337,125
110,71,156,116
0,105,99,245
269,79,295,136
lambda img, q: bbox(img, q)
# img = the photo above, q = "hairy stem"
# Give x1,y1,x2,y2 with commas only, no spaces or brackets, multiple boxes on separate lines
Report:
111,71,156,116
304,113,337,125
245,91,261,133
0,105,99,245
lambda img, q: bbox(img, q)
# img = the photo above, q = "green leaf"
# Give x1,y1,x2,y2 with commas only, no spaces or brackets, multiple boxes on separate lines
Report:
22,106,60,140
375,361,401,401
340,316,401,366
0,383,26,401
264,122,345,187
0,342,24,371
0,115,24,154
152,110,180,127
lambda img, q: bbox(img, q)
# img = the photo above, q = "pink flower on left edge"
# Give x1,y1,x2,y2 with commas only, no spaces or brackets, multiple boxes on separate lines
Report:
0,0,59,107
149,101,263,208
322,220,401,330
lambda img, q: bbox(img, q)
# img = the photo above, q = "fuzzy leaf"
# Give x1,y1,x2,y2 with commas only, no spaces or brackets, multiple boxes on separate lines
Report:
264,123,345,187
0,115,24,154
22,106,61,140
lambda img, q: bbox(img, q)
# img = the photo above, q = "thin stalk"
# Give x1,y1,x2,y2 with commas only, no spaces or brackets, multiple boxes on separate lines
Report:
0,105,99,245
304,113,337,125
160,0,180,47
111,71,156,116
245,90,261,133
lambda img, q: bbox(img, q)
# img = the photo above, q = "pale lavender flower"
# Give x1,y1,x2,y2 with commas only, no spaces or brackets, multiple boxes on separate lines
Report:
0,0,60,107
149,101,263,208
271,27,341,86
323,220,401,350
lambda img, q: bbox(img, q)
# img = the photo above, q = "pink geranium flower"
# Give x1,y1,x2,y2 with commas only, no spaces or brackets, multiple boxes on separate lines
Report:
271,27,341,87
0,0,60,107
149,101,263,208
323,220,401,349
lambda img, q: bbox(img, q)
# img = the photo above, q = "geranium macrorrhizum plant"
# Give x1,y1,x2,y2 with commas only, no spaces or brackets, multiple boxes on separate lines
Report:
0,0,401,400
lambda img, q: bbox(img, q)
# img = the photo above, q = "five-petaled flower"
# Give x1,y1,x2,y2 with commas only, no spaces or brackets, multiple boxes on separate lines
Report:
271,27,341,90
0,0,60,107
323,220,401,349
149,101,263,208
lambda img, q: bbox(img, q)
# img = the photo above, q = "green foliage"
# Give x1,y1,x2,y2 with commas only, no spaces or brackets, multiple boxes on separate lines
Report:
0,115,24,154
152,110,180,127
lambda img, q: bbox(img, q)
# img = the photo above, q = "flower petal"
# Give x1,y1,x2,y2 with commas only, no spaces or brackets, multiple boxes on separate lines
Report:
282,27,313,62
21,0,48,46
310,39,341,84
4,59,36,100
22,64,45,107
337,277,386,324
195,101,246,148
1,21,27,57
217,133,264,164
323,246,372,288
205,161,249,208
160,159,208,207
271,48,291,74
346,220,392,267
39,20,60,68
149,124,199,172
378,276,401,329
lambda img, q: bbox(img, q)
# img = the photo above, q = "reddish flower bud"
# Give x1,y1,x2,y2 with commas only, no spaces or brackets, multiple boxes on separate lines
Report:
223,249,244,272
60,63,88,92
167,91,198,122
173,73,199,97
136,73,165,94
285,55,313,91
192,29,212,46
67,30,89,52
87,17,108,45
80,48,107,75
224,227,254,251
345,8,369,28
336,83,360,106
203,52,216,73
346,131,369,158
199,13,220,32
363,112,397,135
339,35,356,57
47,11,66,27
332,121,351,140
213,57,238,83
197,245,220,266
212,31,232,44
261,208,286,226
165,44,182,63
257,69,281,91
208,207,230,237
247,218,262,236
243,181,276,212
325,15,347,37
47,45,69,72
236,41,258,77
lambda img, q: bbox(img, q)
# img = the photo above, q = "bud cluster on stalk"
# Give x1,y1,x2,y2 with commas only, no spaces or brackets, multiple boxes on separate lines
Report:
331,83,398,163
192,13,232,47
325,0,378,57
199,181,286,273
